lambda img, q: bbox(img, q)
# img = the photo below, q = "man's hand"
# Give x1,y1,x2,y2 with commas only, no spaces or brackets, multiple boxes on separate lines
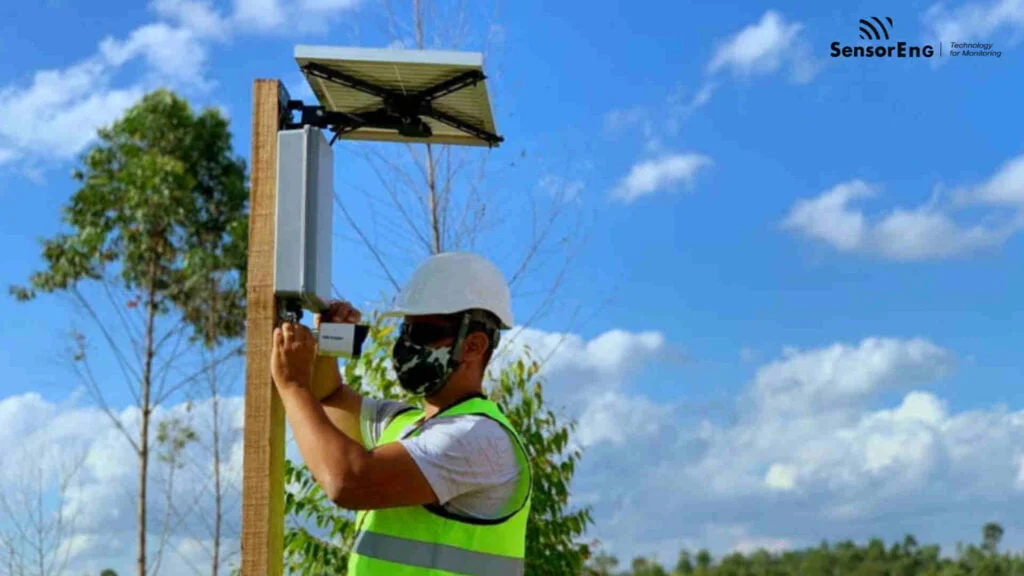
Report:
272,322,317,392
315,300,362,329
308,300,363,401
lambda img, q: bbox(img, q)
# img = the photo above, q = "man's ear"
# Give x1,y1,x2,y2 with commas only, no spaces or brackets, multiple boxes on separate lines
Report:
461,331,490,362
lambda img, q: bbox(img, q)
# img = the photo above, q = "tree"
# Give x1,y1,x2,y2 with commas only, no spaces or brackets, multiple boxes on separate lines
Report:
631,556,669,576
598,524,1024,576
0,450,85,576
281,315,593,575
10,89,248,576
675,550,694,575
150,416,198,576
337,0,590,336
583,550,620,576
983,522,1004,555
695,549,712,572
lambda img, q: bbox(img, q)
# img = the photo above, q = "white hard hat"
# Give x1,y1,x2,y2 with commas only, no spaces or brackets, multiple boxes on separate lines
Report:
383,252,514,329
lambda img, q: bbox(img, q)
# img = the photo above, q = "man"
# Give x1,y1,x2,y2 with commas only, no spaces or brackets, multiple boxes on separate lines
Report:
270,251,532,575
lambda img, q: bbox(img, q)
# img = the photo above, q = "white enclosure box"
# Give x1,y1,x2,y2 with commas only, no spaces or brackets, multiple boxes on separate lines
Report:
274,126,333,312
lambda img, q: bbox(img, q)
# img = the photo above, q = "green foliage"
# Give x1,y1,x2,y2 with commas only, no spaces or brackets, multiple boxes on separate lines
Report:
155,415,198,467
494,347,594,575
283,458,352,575
584,522,1022,576
10,88,248,347
281,315,410,576
282,315,593,575
983,522,1004,555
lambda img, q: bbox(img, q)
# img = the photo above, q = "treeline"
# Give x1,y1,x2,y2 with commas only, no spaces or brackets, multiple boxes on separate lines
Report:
584,523,1020,576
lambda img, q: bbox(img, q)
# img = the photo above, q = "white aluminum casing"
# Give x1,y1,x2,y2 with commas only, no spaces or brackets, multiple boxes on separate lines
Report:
274,126,333,312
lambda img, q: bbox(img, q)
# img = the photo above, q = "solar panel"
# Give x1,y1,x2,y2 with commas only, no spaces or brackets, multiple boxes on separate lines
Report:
293,45,503,147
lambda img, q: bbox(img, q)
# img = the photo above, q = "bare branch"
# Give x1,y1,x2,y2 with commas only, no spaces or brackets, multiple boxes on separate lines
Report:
335,196,401,292
153,319,188,358
0,448,86,576
73,356,141,454
71,287,143,397
363,148,433,250
152,344,243,406
101,279,144,361
153,324,195,403
425,143,442,253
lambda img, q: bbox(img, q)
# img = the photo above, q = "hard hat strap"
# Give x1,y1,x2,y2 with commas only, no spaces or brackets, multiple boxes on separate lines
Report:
448,312,472,365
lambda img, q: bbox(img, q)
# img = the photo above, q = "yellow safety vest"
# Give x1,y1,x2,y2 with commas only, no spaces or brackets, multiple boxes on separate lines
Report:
347,394,533,575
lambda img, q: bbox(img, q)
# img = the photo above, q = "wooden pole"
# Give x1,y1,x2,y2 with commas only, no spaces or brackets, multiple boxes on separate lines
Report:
241,79,286,576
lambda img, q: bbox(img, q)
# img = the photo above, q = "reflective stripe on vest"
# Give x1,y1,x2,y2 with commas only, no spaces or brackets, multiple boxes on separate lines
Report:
347,395,532,575
352,531,525,576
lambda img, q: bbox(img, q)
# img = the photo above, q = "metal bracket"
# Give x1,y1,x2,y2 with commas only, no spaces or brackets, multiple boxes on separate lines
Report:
286,63,504,147
278,298,304,324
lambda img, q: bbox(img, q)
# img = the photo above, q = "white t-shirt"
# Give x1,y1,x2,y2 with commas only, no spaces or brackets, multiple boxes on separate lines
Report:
360,397,525,520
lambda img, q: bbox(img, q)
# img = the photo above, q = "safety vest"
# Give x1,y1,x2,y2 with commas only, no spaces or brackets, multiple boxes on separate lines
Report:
346,394,533,575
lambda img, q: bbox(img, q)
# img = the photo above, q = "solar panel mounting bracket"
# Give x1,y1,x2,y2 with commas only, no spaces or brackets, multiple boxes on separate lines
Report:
285,62,503,147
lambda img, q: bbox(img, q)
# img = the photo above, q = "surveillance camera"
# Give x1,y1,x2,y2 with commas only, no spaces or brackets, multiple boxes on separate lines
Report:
316,322,369,359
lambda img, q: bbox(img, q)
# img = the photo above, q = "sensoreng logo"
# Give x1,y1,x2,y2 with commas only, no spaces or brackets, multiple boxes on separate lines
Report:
831,17,936,58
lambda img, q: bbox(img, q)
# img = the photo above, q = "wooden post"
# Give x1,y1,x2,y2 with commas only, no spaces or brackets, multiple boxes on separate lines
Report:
241,79,286,576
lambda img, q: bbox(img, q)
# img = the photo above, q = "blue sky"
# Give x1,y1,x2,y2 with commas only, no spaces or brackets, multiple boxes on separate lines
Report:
2,0,1024,572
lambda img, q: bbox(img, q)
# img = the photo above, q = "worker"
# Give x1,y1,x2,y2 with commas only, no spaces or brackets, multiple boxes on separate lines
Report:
271,251,532,575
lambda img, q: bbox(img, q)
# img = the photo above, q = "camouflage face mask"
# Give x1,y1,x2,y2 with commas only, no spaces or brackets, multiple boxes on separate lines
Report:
392,334,459,396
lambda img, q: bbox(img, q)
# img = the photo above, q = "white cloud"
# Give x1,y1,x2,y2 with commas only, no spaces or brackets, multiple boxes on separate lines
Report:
0,392,248,575
298,0,360,12
100,23,213,87
750,337,955,415
731,535,794,555
612,153,713,203
538,174,585,203
232,0,286,30
957,153,1024,207
764,463,798,491
0,148,19,165
0,5,215,164
153,0,230,38
604,106,648,134
603,81,716,154
500,326,666,382
0,59,146,160
0,0,362,167
781,179,1024,260
707,11,819,83
488,24,507,47
491,326,677,455
669,81,716,117
10,324,1024,568
575,335,1024,561
923,0,1024,42
232,0,362,33
0,322,667,574
576,391,672,448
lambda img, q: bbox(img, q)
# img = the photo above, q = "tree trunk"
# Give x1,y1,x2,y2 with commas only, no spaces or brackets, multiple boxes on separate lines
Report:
426,143,441,254
209,283,222,576
413,0,442,256
212,390,222,576
138,260,159,576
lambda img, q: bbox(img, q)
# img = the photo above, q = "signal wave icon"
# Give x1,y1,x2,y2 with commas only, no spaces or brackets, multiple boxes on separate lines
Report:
859,17,894,40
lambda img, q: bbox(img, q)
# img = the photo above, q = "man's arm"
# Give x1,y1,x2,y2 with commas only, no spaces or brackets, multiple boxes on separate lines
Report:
273,321,439,511
279,376,439,510
311,356,364,446
309,301,365,445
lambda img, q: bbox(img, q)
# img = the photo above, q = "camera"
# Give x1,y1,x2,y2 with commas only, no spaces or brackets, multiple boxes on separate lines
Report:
316,322,369,358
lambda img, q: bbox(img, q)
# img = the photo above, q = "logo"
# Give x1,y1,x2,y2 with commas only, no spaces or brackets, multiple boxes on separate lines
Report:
858,17,893,40
831,16,936,58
